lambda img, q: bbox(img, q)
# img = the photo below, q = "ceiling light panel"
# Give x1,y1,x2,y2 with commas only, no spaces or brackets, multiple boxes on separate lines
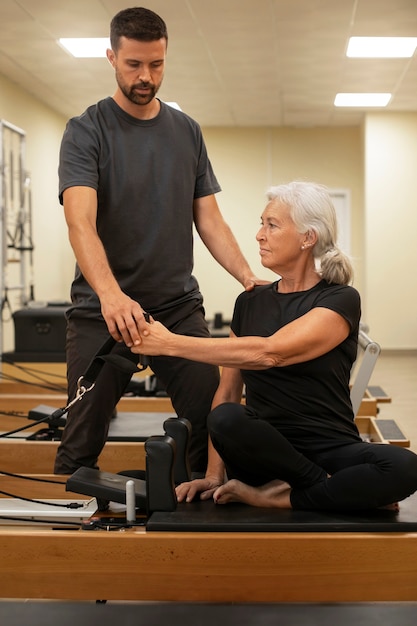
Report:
347,37,417,58
59,38,110,58
334,93,392,107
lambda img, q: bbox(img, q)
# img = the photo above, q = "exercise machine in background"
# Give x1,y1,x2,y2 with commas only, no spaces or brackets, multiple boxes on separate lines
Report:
0,119,35,357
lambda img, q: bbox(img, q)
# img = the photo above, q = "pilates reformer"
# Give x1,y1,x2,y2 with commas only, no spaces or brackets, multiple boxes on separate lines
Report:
350,327,409,446
59,324,415,536
4,412,417,598
2,437,417,603
64,413,417,535
1,363,417,602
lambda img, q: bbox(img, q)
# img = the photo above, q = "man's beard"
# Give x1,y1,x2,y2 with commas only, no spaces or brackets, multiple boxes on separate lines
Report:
116,71,160,106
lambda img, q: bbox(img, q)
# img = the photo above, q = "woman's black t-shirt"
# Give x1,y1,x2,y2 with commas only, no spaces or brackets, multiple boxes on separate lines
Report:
231,280,362,453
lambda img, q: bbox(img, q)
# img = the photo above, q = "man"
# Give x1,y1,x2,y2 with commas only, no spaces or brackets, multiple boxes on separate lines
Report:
54,7,261,477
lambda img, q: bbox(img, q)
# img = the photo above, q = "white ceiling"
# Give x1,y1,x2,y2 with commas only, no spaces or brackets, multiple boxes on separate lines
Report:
1,0,417,127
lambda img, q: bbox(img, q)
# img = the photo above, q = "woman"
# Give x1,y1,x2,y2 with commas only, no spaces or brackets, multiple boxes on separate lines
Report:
132,181,417,511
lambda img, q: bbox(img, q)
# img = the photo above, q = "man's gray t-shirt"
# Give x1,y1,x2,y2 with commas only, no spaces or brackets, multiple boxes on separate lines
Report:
59,97,221,317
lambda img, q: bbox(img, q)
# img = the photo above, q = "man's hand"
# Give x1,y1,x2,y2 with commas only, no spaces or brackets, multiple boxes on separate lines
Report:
243,274,271,291
100,291,148,347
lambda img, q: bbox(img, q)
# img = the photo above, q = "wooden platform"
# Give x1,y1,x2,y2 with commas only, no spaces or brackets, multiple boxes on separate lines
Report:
1,362,414,603
0,439,146,474
1,394,416,609
1,475,417,602
0,392,175,415
1,527,417,602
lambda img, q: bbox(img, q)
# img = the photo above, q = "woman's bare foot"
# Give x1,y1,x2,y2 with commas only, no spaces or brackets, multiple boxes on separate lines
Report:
213,478,292,508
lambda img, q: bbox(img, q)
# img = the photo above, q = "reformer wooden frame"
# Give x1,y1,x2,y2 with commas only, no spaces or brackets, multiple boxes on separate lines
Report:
1,527,417,602
1,495,417,602
1,450,417,604
1,352,414,603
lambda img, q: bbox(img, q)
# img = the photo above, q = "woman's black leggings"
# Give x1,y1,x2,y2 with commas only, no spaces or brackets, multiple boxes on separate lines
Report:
207,403,417,511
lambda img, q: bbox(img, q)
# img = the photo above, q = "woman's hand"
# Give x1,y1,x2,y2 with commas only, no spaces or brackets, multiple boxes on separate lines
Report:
175,476,225,503
130,319,172,356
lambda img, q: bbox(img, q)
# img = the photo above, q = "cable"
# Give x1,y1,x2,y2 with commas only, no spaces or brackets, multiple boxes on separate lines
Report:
0,489,87,508
0,470,65,484
0,515,143,530
0,361,66,392
0,414,56,438
1,340,139,439
81,518,146,531
0,515,83,527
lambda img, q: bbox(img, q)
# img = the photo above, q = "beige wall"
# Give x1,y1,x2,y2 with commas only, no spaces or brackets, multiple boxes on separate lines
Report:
0,73,70,351
364,113,417,349
1,69,416,351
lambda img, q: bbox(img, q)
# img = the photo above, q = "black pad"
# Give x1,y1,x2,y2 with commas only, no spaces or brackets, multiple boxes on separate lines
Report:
163,417,191,484
147,494,417,532
66,467,147,509
145,435,177,512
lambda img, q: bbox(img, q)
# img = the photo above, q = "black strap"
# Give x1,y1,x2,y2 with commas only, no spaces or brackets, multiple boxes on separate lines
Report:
82,334,150,387
32,332,150,424
82,336,117,386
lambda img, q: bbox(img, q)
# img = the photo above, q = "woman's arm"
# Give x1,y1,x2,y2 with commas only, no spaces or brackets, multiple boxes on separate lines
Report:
134,307,350,369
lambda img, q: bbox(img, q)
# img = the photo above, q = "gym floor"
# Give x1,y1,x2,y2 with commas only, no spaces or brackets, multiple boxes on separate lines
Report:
369,350,417,453
0,601,417,625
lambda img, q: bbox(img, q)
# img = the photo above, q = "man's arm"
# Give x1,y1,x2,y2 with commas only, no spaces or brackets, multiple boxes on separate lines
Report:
63,186,148,346
193,194,266,290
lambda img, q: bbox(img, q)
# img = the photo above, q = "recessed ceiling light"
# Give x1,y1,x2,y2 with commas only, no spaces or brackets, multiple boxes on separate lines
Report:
347,37,417,58
58,38,110,58
334,93,392,107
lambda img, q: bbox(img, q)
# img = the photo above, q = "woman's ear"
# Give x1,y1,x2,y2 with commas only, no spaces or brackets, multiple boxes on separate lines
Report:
302,229,317,249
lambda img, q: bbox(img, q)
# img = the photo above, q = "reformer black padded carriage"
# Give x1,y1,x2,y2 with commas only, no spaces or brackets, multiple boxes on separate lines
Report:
146,494,417,533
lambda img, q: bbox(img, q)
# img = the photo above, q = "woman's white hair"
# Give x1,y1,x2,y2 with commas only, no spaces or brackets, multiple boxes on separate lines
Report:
266,181,353,285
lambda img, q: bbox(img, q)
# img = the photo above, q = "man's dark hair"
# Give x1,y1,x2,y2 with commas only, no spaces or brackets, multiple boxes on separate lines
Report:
110,7,168,51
